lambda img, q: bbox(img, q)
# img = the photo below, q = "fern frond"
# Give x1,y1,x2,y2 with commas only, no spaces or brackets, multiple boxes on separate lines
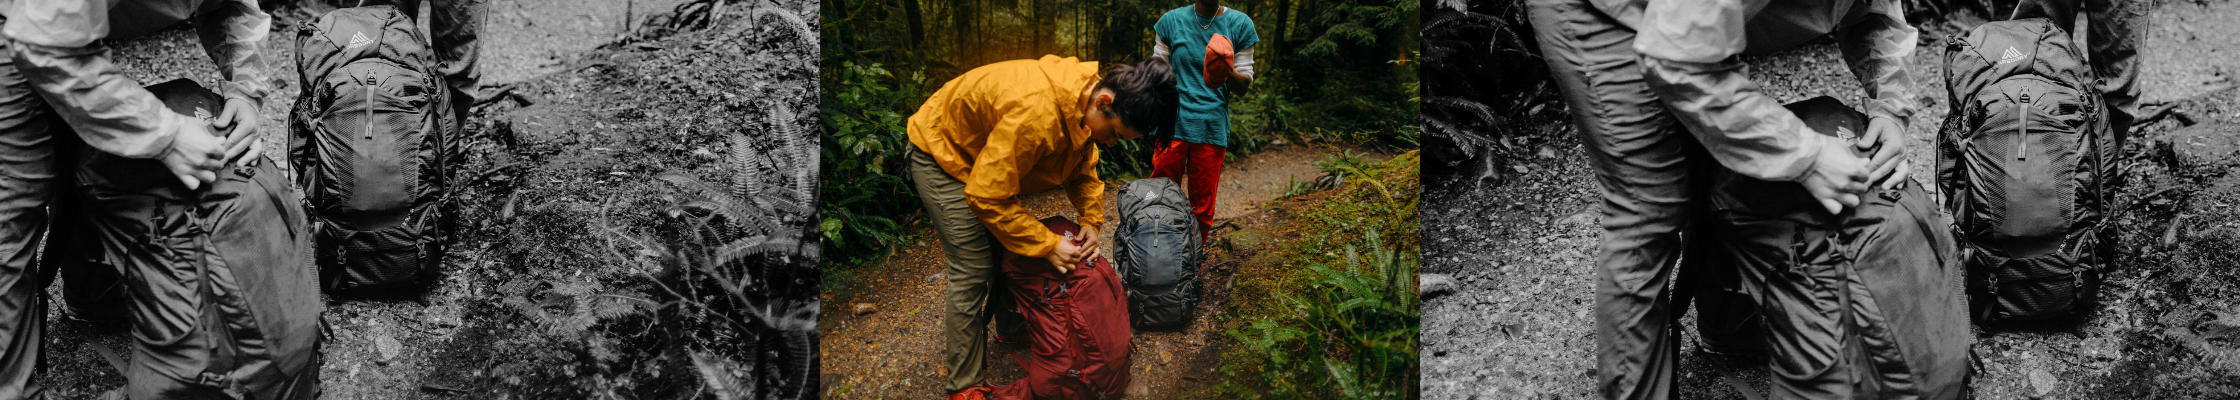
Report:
772,105,817,213
712,235,805,269
659,171,769,231
691,351,753,400
729,131,779,219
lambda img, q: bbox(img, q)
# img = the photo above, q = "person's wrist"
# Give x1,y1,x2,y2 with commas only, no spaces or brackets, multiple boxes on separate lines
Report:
1869,113,1899,129
1788,127,1830,182
146,111,198,158
1867,108,1908,129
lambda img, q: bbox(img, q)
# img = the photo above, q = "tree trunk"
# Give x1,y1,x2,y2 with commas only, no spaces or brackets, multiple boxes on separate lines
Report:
903,0,924,46
1274,0,1290,63
953,0,974,66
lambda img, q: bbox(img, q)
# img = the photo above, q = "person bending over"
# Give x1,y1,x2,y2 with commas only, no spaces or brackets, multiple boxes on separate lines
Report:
905,55,1176,397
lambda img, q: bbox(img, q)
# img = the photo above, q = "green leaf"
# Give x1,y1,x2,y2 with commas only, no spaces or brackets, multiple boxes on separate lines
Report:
821,218,845,245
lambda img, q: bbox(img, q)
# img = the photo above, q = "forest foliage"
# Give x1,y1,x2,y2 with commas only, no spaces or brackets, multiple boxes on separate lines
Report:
819,0,1422,266
1219,151,1422,399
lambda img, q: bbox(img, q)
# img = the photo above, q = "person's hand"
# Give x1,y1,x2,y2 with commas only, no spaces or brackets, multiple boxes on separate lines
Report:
1076,225,1104,262
212,96,262,166
1859,114,1910,190
160,122,226,190
1802,139,1870,215
1043,238,1087,274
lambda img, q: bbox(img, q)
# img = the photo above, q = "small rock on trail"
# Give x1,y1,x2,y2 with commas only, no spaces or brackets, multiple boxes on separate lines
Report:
1421,273,1459,300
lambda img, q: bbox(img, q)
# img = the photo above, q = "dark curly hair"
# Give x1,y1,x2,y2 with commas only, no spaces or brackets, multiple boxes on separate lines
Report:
1095,57,1179,138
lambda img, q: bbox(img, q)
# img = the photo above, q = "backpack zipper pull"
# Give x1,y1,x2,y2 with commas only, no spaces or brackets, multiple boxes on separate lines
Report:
364,70,379,140
2017,93,2030,161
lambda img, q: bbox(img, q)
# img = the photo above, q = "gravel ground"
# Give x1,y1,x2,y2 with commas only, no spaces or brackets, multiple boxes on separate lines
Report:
816,144,1371,399
1421,1,2240,398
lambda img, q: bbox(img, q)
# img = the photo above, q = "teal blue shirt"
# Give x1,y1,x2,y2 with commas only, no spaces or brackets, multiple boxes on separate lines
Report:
1154,6,1257,147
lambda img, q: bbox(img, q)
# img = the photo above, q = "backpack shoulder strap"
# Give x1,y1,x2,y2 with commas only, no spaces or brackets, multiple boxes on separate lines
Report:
413,0,436,49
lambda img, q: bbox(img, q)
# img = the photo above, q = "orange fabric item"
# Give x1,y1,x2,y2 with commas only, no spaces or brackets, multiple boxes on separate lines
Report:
907,55,1109,258
1203,33,1233,87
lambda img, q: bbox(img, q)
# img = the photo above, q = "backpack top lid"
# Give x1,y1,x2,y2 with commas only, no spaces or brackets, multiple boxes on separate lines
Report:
1119,177,1190,218
295,5,434,92
1710,96,1871,222
76,79,232,198
148,78,227,118
1945,18,2095,112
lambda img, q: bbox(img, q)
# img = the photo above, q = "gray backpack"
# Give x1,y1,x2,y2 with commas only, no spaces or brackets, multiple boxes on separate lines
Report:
1114,177,1202,328
1937,18,2116,324
290,5,462,294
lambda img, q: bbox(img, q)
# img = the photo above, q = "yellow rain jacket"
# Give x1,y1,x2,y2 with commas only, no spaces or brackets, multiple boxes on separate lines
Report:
908,55,1106,259
2,0,274,159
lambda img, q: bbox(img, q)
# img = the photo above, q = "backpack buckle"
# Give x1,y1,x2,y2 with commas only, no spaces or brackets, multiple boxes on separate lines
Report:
195,372,222,386
195,371,242,396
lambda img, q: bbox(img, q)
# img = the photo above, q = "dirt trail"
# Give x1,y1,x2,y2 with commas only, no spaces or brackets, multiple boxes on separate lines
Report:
1421,2,2240,399
818,143,1365,399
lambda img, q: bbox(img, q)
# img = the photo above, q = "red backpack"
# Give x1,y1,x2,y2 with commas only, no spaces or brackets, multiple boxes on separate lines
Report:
966,217,1133,399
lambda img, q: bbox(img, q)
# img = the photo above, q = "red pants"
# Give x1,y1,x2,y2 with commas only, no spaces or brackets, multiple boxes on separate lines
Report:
1147,140,1224,239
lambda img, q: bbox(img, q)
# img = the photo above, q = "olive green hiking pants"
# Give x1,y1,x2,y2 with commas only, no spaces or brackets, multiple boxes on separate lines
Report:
911,145,1003,393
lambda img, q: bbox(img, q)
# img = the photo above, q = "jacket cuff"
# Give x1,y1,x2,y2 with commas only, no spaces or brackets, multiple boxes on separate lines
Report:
222,80,266,108
125,110,191,160
1774,126,1826,182
1864,97,1913,130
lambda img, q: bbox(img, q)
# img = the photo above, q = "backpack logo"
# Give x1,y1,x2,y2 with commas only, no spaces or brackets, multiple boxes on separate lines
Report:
1996,46,2025,65
193,107,211,121
346,32,374,49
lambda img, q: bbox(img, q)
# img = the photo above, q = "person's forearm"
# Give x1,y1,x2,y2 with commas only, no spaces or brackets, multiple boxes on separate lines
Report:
968,195,1060,258
197,0,275,105
1065,181,1106,230
1226,47,1255,92
1641,55,1824,182
1841,0,1920,126
13,41,184,159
